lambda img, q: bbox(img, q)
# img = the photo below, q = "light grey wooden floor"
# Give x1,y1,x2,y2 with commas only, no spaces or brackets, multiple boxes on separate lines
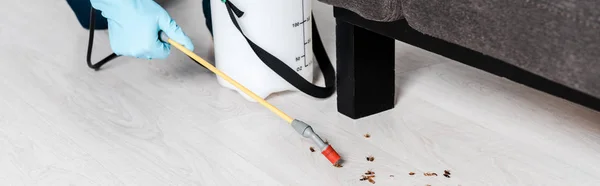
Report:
1,0,600,185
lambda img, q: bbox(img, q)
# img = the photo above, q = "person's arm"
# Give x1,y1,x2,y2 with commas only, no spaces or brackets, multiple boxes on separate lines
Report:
89,0,194,59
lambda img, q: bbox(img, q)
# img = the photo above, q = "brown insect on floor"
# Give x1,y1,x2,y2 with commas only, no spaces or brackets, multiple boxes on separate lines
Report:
364,133,371,138
424,172,438,176
409,172,415,175
360,170,376,183
366,156,375,162
443,170,451,178
309,147,315,152
333,162,343,168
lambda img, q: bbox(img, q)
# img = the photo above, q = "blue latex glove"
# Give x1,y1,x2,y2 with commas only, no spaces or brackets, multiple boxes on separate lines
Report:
90,0,194,59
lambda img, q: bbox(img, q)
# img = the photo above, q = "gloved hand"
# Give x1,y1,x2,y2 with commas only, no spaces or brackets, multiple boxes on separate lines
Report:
90,0,194,59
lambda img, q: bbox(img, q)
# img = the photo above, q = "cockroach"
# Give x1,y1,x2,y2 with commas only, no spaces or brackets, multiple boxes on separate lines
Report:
443,170,451,178
424,172,438,176
333,162,343,168
366,156,375,162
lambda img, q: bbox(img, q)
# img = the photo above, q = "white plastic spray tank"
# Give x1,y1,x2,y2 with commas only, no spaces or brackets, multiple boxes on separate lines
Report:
210,0,334,101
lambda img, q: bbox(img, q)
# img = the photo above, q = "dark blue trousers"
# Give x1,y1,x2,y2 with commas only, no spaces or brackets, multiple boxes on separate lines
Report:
67,0,213,35
202,0,212,35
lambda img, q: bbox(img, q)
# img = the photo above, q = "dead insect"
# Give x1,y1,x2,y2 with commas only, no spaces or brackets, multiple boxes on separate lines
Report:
424,172,438,176
409,172,415,175
366,156,375,162
443,170,451,178
364,133,371,138
309,147,315,152
333,162,343,168
360,170,376,183
324,139,329,144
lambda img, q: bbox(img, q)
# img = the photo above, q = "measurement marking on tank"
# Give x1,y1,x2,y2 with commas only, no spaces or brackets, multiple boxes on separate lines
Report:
301,0,308,68
304,38,311,45
291,16,311,28
304,58,313,67
295,55,306,62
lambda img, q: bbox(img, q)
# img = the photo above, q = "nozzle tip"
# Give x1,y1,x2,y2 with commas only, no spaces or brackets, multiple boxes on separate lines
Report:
322,145,341,165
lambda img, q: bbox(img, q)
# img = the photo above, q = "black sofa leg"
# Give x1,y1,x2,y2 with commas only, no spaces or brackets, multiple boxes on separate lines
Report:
336,19,396,119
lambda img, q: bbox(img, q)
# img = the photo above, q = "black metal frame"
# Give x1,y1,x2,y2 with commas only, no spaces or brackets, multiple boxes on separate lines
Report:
333,7,599,118
86,8,118,70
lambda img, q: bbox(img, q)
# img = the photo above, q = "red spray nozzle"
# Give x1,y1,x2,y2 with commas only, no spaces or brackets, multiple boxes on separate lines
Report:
291,119,342,166
322,145,341,165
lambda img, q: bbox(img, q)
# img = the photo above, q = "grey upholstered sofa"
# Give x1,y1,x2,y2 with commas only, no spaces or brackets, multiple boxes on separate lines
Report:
319,0,599,119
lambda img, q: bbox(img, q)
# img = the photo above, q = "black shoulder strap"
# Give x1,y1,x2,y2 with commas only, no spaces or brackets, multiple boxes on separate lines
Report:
224,1,335,98
86,7,118,71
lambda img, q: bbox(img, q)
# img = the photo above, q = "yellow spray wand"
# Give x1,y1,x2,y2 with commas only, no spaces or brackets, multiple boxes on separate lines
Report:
163,35,341,166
